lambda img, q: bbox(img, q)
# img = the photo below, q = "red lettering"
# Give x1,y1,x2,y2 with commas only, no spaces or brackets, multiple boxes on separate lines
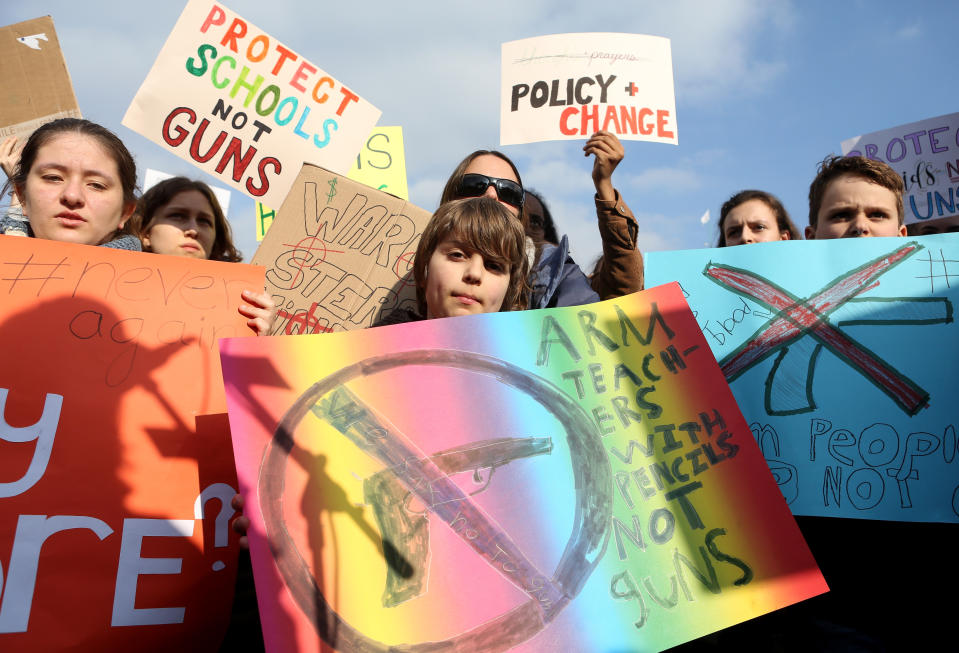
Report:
639,108,654,136
656,110,674,139
290,60,317,93
215,138,257,181
162,107,196,147
602,105,622,133
199,5,226,33
220,17,247,53
620,106,637,134
247,157,281,197
335,87,360,116
271,45,298,75
581,105,599,135
189,120,227,163
559,107,578,135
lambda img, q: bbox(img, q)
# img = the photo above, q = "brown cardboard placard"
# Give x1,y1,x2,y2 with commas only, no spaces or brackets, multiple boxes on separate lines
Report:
253,164,430,334
0,16,81,143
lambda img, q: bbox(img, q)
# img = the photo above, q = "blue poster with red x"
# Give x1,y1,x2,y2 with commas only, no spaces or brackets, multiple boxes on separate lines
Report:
646,234,959,523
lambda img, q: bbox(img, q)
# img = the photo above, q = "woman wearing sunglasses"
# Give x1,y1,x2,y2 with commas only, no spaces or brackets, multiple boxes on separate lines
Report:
439,131,641,309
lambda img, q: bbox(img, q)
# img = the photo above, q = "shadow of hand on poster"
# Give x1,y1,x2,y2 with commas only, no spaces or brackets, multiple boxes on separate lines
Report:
0,296,225,650
287,442,414,647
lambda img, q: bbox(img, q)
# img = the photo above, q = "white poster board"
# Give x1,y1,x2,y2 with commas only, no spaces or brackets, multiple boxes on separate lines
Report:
501,33,677,146
123,0,381,209
841,112,959,226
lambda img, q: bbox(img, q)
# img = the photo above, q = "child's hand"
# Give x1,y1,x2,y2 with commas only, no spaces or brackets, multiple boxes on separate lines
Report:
0,137,22,180
239,289,277,337
231,493,250,550
584,130,624,201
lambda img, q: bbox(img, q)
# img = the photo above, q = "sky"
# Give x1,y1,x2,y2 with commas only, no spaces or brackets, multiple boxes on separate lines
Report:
3,0,959,265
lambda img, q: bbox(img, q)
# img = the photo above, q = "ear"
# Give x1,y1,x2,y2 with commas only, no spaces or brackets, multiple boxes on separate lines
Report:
898,223,907,237
13,185,25,213
118,202,136,231
780,231,791,241
804,225,816,240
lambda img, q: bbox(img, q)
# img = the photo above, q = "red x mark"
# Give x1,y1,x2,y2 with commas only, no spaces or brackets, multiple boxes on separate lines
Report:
705,244,928,415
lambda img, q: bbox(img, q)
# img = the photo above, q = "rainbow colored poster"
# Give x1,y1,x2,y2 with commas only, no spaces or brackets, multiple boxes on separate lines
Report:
646,236,959,523
220,283,826,652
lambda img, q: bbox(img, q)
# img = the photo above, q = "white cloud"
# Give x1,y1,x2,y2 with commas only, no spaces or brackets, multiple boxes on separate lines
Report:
894,22,921,40
623,167,702,193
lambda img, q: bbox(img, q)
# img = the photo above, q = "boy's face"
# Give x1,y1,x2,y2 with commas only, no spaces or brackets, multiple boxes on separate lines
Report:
424,239,510,319
806,174,906,239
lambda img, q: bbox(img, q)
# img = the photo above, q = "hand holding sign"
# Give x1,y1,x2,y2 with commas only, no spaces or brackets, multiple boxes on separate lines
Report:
584,130,624,200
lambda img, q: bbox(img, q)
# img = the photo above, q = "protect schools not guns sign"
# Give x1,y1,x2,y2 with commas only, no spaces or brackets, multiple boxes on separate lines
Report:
123,0,381,209
500,33,678,146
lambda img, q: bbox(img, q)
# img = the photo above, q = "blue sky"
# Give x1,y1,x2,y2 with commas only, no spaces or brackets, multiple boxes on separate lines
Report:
4,0,958,265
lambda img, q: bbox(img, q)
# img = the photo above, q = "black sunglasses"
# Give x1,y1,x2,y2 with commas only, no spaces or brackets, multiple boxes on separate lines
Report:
456,173,525,209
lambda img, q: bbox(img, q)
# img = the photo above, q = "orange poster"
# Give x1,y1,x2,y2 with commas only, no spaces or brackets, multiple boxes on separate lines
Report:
0,237,263,650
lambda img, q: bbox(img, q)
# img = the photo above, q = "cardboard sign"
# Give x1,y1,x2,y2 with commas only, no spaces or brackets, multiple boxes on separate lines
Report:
646,236,959,523
123,0,381,209
501,33,677,146
842,112,959,226
220,285,826,652
251,163,429,334
0,16,82,142
0,237,264,650
255,126,409,241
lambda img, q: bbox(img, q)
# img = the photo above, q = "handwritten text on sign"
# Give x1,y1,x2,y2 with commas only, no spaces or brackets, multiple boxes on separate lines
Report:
0,238,263,651
220,286,824,652
252,164,429,334
501,33,677,146
842,112,959,225
645,236,959,523
123,0,381,209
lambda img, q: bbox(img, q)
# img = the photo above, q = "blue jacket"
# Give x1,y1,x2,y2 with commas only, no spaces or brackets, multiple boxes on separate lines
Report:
528,236,599,309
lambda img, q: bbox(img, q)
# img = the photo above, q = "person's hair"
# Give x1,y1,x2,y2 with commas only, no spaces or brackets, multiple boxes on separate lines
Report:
7,118,139,236
808,155,905,229
414,197,529,315
717,189,800,246
130,176,242,262
440,150,528,229
524,188,559,245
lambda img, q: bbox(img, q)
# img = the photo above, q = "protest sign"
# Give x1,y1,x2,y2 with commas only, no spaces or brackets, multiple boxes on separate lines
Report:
220,284,826,652
251,163,429,334
347,126,409,200
255,126,409,241
501,33,677,146
123,0,381,209
144,167,233,216
256,201,274,241
646,236,959,523
0,237,263,650
0,16,82,143
842,113,959,226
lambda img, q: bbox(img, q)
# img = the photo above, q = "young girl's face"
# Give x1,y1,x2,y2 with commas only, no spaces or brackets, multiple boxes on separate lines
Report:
424,239,510,318
18,133,133,245
723,199,789,246
142,190,217,259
